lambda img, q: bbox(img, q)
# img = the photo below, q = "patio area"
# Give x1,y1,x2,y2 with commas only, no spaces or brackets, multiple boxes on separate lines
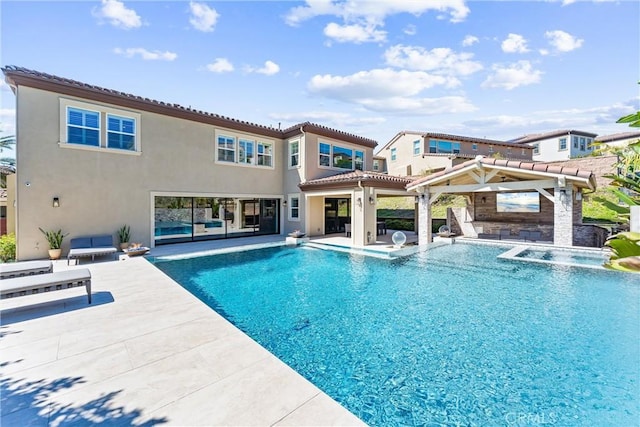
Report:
1,235,365,426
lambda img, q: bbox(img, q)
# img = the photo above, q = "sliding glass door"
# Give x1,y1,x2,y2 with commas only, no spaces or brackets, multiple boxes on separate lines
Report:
154,196,280,245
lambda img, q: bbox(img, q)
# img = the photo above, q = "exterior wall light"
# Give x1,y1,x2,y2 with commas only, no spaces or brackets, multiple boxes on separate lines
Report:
52,197,60,208
369,196,375,205
357,197,362,207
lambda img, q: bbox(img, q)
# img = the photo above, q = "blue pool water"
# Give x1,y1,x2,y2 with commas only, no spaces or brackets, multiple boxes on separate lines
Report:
152,243,640,426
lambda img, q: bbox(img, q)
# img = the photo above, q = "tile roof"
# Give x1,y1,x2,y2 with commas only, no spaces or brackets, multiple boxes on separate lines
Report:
2,65,377,148
299,170,413,191
509,129,598,144
595,131,640,143
422,132,526,149
407,156,596,190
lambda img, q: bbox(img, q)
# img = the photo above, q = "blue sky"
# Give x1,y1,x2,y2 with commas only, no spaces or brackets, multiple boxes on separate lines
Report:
1,0,639,156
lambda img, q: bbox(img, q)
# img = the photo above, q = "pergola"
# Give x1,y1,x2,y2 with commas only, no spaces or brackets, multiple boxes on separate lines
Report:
407,156,597,246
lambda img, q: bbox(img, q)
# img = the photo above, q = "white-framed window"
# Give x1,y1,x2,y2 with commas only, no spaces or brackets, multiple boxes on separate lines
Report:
573,136,579,148
257,141,273,167
472,143,478,151
587,138,593,150
521,148,526,155
319,142,331,167
238,139,254,164
373,159,380,171
217,135,236,162
67,107,100,147
413,140,421,155
559,137,567,151
390,147,397,161
579,137,586,151
107,114,136,151
289,139,300,168
533,144,539,154
60,99,141,154
355,150,364,171
288,194,300,221
488,145,494,153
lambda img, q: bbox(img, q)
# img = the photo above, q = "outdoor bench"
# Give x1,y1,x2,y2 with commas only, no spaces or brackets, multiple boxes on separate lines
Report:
68,235,118,265
1,268,92,303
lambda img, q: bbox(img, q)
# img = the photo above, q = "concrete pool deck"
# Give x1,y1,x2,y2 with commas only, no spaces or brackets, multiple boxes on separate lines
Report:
1,235,365,426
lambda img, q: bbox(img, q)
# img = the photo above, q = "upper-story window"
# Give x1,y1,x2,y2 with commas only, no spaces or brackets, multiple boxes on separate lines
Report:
289,140,300,168
217,136,236,162
587,138,593,150
355,150,364,170
333,145,353,169
319,143,331,166
579,137,586,151
257,142,273,166
573,136,579,148
67,107,100,147
533,144,539,154
373,159,380,171
239,139,254,164
107,114,136,150
61,99,140,154
472,143,478,151
318,142,365,171
390,147,397,161
413,140,421,155
488,145,494,153
429,140,460,154
559,137,567,151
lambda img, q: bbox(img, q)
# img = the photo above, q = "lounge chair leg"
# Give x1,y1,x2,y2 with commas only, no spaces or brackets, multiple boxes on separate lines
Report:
86,281,92,304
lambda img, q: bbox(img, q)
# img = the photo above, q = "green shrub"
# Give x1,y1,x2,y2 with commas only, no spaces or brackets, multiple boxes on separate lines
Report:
384,219,414,231
0,233,16,262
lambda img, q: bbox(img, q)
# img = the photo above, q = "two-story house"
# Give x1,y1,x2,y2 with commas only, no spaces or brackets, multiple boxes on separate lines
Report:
4,66,411,260
594,131,640,149
378,131,533,177
509,130,597,162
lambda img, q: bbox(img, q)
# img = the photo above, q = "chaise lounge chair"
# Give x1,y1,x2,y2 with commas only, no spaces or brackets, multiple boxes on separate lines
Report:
1,268,92,303
0,260,53,279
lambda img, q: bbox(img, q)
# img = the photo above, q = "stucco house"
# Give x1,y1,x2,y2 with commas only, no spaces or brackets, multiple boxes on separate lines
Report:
594,131,640,149
379,131,533,177
510,129,597,162
4,66,410,260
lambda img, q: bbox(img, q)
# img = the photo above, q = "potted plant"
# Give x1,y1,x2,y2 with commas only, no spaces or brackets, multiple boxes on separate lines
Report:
38,228,67,260
117,225,131,251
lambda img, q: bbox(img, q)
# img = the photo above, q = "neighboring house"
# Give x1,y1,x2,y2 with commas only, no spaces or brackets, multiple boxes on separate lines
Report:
372,155,386,173
594,131,640,149
0,164,15,236
379,131,533,177
510,129,597,162
3,66,393,260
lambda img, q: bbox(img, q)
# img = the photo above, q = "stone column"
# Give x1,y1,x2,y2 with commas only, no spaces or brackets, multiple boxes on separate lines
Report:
418,191,432,246
553,186,573,246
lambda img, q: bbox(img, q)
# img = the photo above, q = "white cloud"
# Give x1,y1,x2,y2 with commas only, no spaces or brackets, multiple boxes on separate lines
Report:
462,35,478,47
306,68,476,114
323,22,386,44
113,47,177,61
501,33,529,54
482,60,542,90
206,58,234,73
384,45,483,76
189,1,219,32
0,108,16,136
254,60,280,76
285,1,469,44
545,30,583,53
93,0,142,29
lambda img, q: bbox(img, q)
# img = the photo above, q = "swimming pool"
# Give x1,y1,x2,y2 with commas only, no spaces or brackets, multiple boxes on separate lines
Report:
152,243,640,426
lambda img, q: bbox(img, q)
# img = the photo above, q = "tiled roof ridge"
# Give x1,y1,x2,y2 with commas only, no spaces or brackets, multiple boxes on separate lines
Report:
423,132,517,146
510,129,598,144
595,131,640,142
301,169,413,186
2,65,377,146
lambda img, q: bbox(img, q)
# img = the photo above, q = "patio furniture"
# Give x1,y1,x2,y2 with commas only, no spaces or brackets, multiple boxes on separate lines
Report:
528,230,542,242
0,260,53,279
1,268,92,303
377,221,387,235
68,235,118,265
517,230,530,241
345,223,351,237
499,229,512,240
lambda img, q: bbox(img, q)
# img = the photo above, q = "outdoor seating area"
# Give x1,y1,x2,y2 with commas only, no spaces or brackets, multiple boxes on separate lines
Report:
0,262,92,303
67,235,118,265
477,228,543,242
